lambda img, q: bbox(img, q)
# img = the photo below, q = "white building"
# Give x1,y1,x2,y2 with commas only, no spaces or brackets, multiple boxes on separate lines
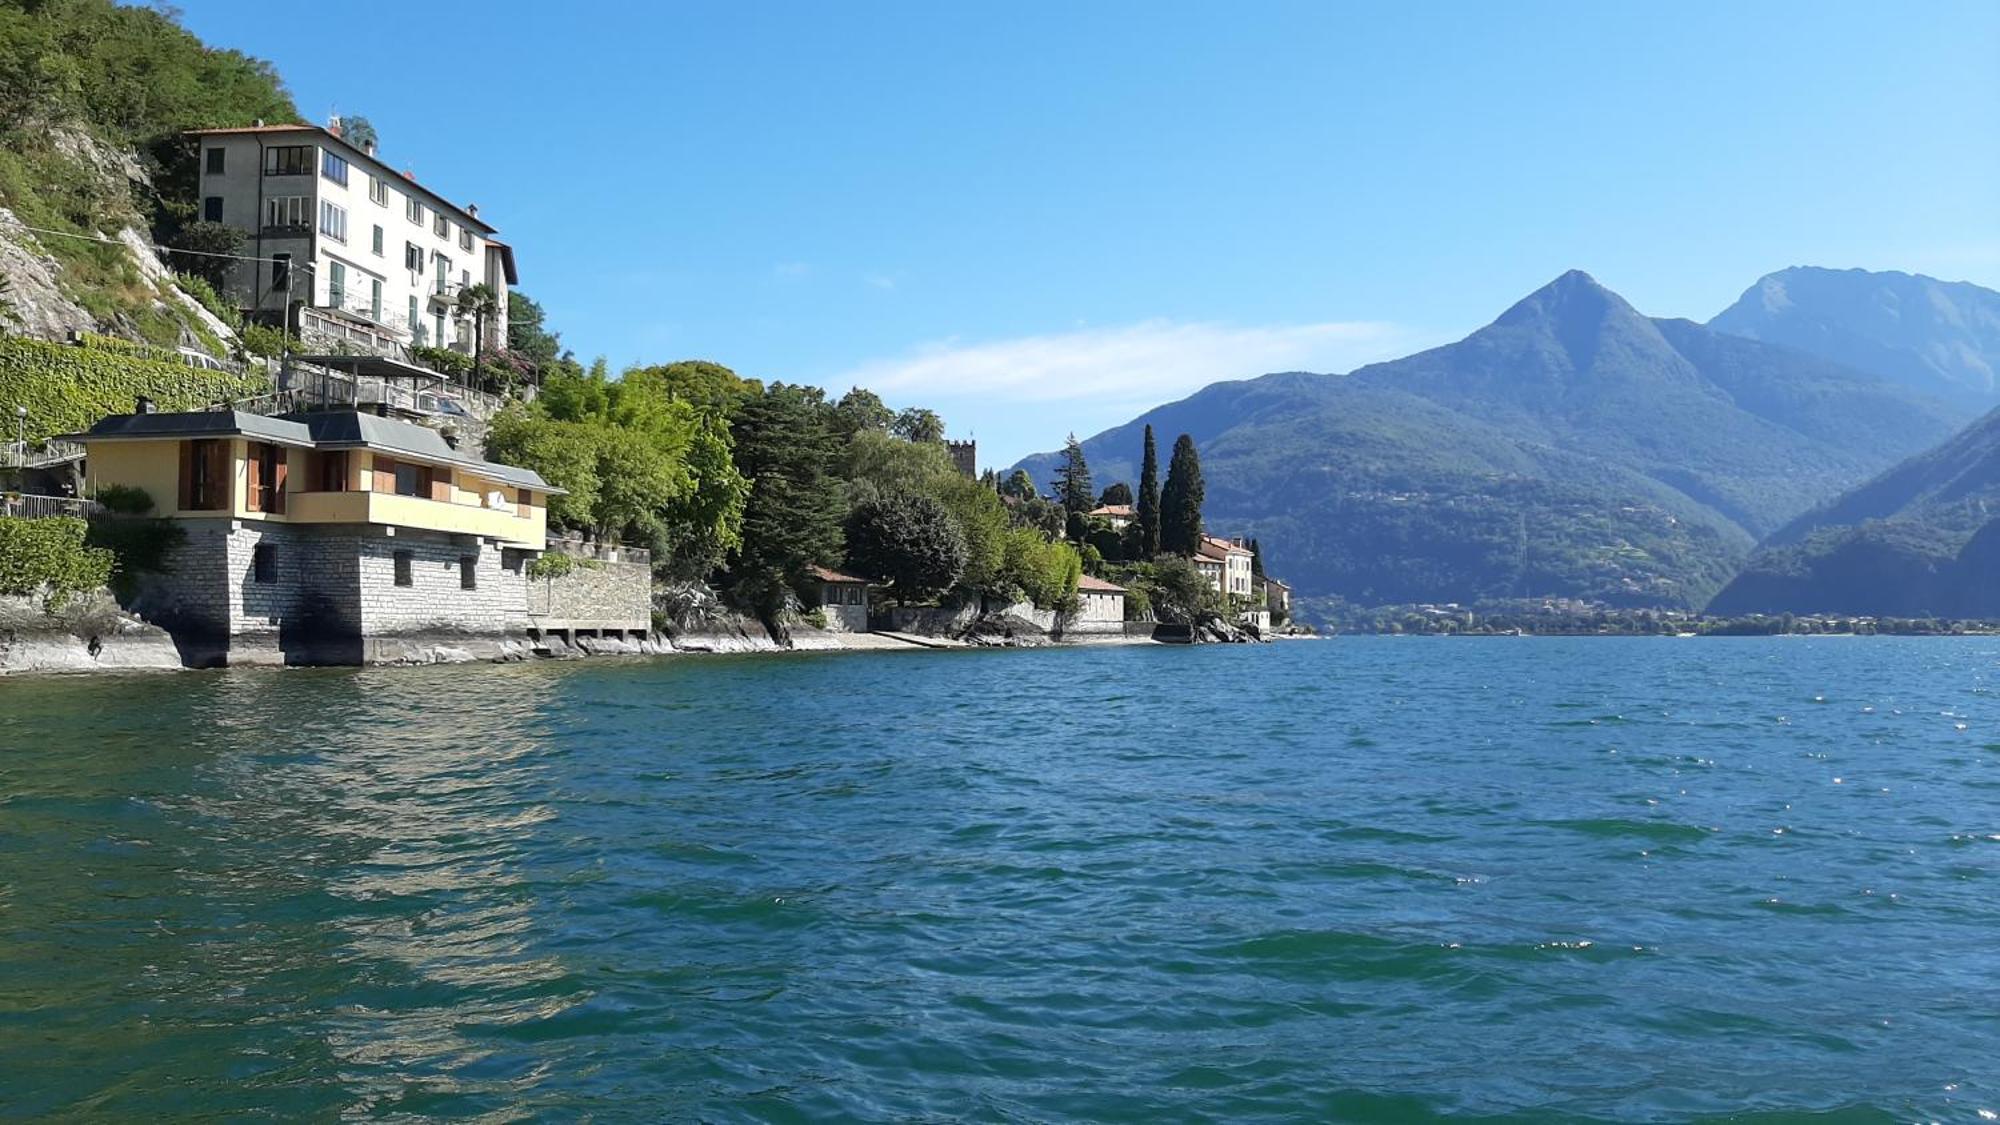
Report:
188,119,519,360
1196,535,1256,598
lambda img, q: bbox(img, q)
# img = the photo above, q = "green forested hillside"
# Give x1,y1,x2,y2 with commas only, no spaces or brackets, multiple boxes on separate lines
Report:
1016,272,1967,611
1707,406,2000,617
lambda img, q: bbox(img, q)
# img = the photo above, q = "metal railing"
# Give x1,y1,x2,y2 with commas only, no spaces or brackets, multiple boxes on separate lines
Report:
0,493,102,520
0,439,87,470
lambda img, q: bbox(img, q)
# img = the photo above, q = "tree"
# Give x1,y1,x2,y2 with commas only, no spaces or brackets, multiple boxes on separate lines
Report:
1098,482,1133,508
892,407,946,444
626,360,760,417
999,527,1082,610
999,469,1038,501
1050,432,1094,518
455,282,499,370
725,383,845,623
833,388,896,438
1138,555,1223,625
1249,537,1266,579
1159,433,1205,556
505,290,564,370
845,492,968,605
341,115,377,151
166,221,239,292
1136,424,1161,558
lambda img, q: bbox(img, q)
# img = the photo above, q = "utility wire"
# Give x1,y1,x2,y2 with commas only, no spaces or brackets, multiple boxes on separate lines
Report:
0,217,305,265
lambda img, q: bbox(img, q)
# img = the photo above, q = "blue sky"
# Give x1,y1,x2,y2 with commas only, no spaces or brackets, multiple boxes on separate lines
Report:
180,1,2000,466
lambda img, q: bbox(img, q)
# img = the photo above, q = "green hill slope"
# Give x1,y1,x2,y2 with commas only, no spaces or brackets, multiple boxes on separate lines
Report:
1707,406,2000,617
1017,272,1966,611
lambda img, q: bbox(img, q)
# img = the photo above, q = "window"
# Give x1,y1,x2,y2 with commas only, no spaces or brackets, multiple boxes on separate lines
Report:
204,147,225,175
392,461,428,497
369,176,387,205
393,550,413,587
320,149,348,186
179,438,226,511
407,295,419,329
434,254,450,294
406,197,424,225
433,212,448,238
244,441,286,514
252,543,276,584
458,227,472,251
263,195,310,228
460,557,477,590
404,241,423,272
846,585,863,605
203,196,223,222
319,200,347,243
270,253,291,292
369,278,382,322
371,225,384,256
264,145,313,176
310,450,348,492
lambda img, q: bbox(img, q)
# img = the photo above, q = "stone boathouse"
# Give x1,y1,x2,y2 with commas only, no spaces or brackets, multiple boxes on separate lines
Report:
69,406,648,665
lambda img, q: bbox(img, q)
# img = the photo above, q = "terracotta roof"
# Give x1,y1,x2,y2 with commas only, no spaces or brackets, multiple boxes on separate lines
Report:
1077,574,1126,593
809,565,868,584
1198,534,1252,559
1088,504,1136,518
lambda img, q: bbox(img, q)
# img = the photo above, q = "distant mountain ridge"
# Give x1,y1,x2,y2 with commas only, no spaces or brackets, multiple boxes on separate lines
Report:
1016,271,1967,612
1709,266,2000,411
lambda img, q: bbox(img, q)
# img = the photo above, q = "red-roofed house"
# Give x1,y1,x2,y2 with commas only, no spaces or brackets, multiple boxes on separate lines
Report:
1087,503,1136,530
1195,535,1255,598
809,565,872,631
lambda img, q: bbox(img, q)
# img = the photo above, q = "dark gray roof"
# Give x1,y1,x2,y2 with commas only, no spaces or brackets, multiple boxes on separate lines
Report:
65,410,315,447
68,408,562,494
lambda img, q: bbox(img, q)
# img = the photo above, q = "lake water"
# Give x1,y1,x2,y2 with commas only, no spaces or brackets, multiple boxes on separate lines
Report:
3,638,1998,1122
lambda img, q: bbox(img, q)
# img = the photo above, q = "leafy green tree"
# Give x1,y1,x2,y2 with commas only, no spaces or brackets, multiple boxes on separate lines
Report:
658,414,750,580
726,383,845,621
833,388,896,438
999,527,1082,610
1159,433,1205,556
1136,424,1161,557
999,469,1038,501
892,406,946,444
1136,555,1223,624
840,429,957,504
1098,481,1133,508
1050,432,1095,517
340,114,376,151
845,491,968,604
505,290,564,369
164,221,238,292
626,360,761,417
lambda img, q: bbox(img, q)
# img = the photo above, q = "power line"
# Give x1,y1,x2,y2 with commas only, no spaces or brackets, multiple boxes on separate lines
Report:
0,217,305,266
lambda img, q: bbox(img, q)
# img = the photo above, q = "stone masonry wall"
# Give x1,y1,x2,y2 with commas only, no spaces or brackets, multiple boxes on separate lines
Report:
353,531,528,636
526,544,652,631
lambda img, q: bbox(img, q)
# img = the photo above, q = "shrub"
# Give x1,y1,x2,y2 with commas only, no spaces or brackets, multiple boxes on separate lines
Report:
411,345,473,380
238,323,292,359
173,272,242,331
84,515,183,595
526,552,575,581
0,516,115,608
93,484,153,514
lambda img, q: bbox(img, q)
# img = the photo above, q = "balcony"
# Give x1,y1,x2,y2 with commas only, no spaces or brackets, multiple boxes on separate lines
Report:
287,488,544,547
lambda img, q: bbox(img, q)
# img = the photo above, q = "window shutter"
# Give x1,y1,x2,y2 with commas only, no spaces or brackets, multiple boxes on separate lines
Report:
271,451,288,515
245,444,263,512
206,440,228,510
178,441,194,511
373,456,395,493
430,469,451,503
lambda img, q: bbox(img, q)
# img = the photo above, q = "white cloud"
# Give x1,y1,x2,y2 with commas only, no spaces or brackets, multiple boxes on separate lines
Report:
862,272,897,290
832,317,1416,405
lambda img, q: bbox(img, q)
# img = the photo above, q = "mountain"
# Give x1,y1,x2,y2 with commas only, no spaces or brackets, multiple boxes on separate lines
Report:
1707,406,2000,617
1709,267,2000,412
1016,271,1968,612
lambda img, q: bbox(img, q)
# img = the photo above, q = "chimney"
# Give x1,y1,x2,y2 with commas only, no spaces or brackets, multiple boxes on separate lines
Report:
135,395,156,415
440,428,459,450
327,114,342,137
403,169,415,180
466,204,478,219
364,141,377,157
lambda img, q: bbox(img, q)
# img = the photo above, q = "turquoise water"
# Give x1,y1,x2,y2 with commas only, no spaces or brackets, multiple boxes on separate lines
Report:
3,638,1999,1121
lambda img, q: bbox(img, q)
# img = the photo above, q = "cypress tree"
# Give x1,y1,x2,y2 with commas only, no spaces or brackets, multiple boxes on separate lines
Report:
1159,433,1205,556
1136,424,1161,558
1249,537,1266,579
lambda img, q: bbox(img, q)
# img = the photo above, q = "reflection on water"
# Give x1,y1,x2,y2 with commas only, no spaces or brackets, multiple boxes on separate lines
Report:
3,642,2000,1121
